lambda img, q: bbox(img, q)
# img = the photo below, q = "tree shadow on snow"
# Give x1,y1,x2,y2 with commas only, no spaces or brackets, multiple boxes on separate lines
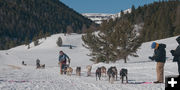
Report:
128,81,152,84
61,45,77,48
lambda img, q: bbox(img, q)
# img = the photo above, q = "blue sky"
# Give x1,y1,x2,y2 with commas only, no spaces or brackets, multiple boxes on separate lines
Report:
60,0,159,14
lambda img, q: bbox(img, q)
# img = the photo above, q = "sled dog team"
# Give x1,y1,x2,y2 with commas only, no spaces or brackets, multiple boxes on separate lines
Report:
59,64,128,84
58,50,128,83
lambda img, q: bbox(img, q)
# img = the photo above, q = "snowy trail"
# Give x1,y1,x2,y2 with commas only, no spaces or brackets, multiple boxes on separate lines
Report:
0,62,168,90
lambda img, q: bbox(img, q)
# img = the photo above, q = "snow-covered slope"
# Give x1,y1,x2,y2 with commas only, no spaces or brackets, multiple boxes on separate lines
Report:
0,34,92,67
0,33,179,90
82,9,131,24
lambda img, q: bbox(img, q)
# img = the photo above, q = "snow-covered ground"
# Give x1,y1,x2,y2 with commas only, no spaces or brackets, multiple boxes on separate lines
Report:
0,33,179,90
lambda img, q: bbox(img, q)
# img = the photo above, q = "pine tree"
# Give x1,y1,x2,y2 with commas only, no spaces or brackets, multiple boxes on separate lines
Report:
56,37,63,47
113,19,142,63
82,19,142,63
82,32,101,63
131,5,136,13
82,24,88,33
24,37,29,46
66,25,73,35
34,40,39,46
174,5,180,35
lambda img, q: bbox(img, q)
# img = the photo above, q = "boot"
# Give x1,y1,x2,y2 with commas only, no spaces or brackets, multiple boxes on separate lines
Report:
153,81,163,83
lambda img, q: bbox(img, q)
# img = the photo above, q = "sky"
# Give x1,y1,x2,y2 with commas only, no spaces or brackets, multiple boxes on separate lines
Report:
60,0,159,14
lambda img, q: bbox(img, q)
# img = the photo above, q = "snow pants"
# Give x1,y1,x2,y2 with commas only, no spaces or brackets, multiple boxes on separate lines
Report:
156,62,165,83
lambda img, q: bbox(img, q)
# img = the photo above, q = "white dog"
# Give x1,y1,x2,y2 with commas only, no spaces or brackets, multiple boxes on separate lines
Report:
86,65,92,76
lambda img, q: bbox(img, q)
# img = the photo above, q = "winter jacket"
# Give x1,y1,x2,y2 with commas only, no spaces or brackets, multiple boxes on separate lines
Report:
36,59,40,64
152,44,166,63
171,36,180,62
59,54,70,64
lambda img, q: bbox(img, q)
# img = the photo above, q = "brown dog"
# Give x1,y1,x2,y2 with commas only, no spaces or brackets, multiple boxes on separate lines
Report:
101,66,106,77
66,67,73,76
76,67,81,76
41,64,45,69
86,65,92,76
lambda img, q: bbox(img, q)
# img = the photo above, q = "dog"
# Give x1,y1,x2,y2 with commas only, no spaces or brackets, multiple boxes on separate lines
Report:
120,68,128,83
96,67,101,81
41,64,45,69
86,65,92,76
76,67,81,76
22,61,27,66
66,67,73,76
107,66,118,84
101,66,106,77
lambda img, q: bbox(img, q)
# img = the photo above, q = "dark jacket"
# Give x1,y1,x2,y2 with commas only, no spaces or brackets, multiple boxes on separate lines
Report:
59,54,70,64
172,36,180,62
152,44,166,63
36,59,40,64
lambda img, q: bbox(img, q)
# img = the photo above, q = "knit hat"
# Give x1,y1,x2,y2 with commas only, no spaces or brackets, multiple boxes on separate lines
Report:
151,42,159,49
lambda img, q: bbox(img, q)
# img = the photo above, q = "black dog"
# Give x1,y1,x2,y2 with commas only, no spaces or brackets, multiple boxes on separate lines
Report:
22,61,27,66
107,66,117,83
96,67,101,81
120,68,128,83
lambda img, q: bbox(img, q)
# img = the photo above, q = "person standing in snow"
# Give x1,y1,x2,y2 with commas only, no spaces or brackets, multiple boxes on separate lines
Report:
58,51,70,74
170,36,180,75
149,42,166,83
36,59,40,68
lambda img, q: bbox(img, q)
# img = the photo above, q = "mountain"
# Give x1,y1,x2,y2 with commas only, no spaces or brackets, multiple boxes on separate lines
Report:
111,8,131,19
82,9,131,24
82,13,114,24
0,33,178,90
0,0,95,50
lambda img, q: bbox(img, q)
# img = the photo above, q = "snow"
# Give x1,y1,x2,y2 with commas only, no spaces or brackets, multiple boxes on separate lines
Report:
82,9,132,24
0,33,179,90
82,13,113,24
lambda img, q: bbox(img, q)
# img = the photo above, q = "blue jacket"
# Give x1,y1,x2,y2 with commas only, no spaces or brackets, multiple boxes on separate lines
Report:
59,54,70,64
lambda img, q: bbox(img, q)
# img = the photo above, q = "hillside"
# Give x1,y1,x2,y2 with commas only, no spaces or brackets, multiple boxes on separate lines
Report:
0,0,95,50
0,34,179,90
120,1,180,41
0,34,92,67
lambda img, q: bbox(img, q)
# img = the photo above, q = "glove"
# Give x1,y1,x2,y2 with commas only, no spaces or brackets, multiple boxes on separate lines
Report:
149,56,154,61
170,50,175,56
